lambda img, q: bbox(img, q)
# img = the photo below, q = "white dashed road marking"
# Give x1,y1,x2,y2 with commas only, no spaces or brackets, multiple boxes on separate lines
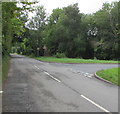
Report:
34,65,61,83
44,71,61,83
44,71,50,76
34,65,39,69
81,95,110,113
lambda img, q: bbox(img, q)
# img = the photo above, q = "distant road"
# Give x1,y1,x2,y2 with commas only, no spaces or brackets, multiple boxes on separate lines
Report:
3,54,118,112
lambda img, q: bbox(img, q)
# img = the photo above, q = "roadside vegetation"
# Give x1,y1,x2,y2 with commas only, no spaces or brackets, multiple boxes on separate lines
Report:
11,1,119,61
2,56,10,81
34,57,119,64
96,67,119,86
2,2,36,81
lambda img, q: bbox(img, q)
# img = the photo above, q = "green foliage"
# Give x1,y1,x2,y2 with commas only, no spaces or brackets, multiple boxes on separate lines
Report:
54,52,66,58
44,2,119,59
2,2,36,56
28,5,46,30
44,4,87,58
2,2,18,55
2,2,37,81
19,5,47,56
5,1,119,61
93,2,119,60
96,67,119,86
34,57,119,64
2,55,10,81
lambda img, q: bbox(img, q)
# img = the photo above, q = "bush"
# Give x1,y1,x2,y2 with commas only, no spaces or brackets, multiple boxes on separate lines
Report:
54,52,66,58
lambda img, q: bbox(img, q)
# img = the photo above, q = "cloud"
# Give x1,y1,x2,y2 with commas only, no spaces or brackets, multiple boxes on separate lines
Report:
38,0,118,14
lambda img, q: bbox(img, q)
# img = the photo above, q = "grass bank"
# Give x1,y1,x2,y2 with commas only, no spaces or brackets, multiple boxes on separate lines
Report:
34,57,119,64
96,67,119,86
2,55,10,82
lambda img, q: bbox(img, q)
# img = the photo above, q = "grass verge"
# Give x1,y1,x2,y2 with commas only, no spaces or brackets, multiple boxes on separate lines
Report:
2,55,10,82
96,67,119,86
34,57,119,64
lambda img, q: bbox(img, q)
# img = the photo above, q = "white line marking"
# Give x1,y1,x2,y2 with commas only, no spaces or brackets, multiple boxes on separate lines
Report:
50,75,61,83
34,65,39,69
44,72,61,83
84,74,92,78
44,71,50,76
87,75,92,78
85,73,89,75
81,95,110,113
69,69,93,78
0,91,3,94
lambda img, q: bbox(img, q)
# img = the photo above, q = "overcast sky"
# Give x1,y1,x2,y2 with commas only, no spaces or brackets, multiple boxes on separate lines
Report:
37,0,118,15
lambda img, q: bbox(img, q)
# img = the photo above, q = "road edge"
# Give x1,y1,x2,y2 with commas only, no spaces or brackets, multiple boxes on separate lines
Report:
34,59,119,64
94,72,115,85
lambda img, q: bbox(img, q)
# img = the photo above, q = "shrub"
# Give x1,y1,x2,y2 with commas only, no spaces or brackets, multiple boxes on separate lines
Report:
54,52,66,58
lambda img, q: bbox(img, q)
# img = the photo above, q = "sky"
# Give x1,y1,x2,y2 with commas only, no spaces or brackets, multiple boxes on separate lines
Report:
37,0,118,15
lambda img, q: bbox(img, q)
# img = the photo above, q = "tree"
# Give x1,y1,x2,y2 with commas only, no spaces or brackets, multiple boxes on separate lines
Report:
24,5,47,56
2,2,37,56
44,8,64,55
44,4,86,58
2,2,20,56
80,14,96,59
93,2,119,60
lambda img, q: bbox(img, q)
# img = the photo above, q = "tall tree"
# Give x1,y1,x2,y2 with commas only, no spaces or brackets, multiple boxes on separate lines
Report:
25,5,47,56
44,8,64,55
2,2,36,56
93,2,119,60
2,2,20,56
44,4,86,58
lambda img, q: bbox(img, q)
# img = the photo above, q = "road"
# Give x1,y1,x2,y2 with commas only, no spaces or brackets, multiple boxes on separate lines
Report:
2,54,118,112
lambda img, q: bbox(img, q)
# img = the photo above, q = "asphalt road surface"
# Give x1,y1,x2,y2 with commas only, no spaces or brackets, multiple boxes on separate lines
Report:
2,54,118,112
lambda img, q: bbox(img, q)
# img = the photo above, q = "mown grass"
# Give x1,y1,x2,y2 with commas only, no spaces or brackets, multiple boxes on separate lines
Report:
34,57,119,64
96,67,119,86
2,55,10,82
